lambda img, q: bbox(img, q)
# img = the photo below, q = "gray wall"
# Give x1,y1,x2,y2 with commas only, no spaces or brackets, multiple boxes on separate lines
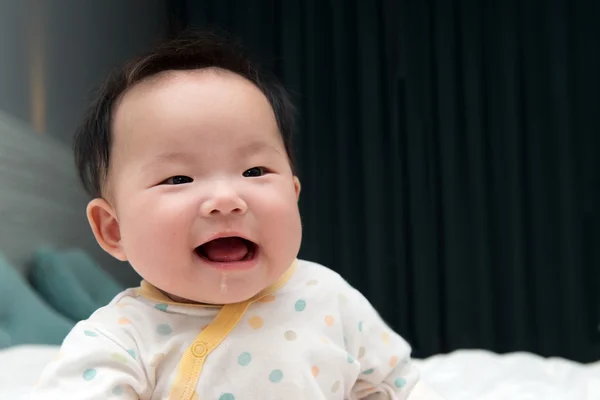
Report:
0,0,169,285
0,0,168,143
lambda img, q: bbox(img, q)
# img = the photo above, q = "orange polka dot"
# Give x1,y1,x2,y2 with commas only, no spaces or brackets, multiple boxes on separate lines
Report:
249,316,264,329
118,318,131,325
390,355,398,367
325,315,335,326
311,366,320,377
381,332,390,343
258,294,276,303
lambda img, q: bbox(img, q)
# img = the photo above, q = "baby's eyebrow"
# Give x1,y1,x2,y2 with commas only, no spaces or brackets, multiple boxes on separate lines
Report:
140,151,195,172
236,141,282,158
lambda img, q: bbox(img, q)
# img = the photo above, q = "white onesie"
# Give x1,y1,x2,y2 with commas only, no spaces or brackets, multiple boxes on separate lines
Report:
32,259,421,399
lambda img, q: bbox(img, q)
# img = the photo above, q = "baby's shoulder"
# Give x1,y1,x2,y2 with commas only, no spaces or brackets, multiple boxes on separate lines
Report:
293,259,350,286
288,259,359,298
82,288,168,339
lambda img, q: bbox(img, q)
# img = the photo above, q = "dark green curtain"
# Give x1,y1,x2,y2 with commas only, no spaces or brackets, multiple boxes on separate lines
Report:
170,0,600,362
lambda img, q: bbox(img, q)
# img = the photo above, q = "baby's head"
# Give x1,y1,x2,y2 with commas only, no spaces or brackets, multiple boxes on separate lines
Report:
74,32,302,304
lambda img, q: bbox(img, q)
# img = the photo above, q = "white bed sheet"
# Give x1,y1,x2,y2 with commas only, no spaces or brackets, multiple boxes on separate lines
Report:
2,345,598,399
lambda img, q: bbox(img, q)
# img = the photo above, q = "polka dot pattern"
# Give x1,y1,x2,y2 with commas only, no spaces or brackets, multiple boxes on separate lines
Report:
269,369,283,383
238,352,251,366
111,353,128,364
358,347,366,358
394,377,407,388
331,380,341,393
68,265,415,398
249,316,264,329
82,369,97,381
156,324,173,336
294,300,306,312
362,368,375,375
311,366,320,377
381,332,390,344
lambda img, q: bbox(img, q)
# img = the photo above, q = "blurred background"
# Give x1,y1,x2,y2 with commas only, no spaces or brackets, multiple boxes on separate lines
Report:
0,0,598,364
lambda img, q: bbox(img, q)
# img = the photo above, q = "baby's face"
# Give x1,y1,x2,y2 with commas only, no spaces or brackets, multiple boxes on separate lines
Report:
98,69,302,304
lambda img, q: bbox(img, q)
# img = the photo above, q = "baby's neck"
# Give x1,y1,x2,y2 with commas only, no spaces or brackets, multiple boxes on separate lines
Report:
161,289,223,307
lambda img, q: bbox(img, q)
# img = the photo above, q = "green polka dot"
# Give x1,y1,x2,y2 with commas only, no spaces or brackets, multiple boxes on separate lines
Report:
155,303,168,312
358,321,363,332
347,353,355,363
156,324,172,336
238,352,251,366
127,349,136,360
294,299,306,312
219,394,235,400
84,330,98,337
269,369,283,383
394,377,407,388
111,353,128,364
112,385,124,395
363,368,375,375
82,369,97,381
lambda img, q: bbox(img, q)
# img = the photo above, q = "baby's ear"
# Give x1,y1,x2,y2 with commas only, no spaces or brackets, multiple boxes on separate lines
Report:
293,176,301,201
86,198,127,261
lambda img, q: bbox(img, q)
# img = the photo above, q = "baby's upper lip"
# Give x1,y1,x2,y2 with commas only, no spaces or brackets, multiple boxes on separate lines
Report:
196,231,255,248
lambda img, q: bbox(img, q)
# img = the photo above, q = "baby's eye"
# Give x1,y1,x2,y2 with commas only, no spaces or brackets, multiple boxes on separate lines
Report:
163,175,193,185
242,167,266,178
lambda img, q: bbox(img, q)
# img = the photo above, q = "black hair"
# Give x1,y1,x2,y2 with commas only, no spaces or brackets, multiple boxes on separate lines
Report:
73,31,296,198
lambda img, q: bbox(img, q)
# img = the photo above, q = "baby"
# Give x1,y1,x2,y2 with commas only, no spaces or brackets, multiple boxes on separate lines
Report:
32,33,440,399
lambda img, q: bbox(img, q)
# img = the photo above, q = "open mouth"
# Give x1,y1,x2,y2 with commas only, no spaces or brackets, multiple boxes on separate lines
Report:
195,236,258,263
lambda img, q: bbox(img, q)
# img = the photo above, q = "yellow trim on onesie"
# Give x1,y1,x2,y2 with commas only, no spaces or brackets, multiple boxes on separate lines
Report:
136,261,297,400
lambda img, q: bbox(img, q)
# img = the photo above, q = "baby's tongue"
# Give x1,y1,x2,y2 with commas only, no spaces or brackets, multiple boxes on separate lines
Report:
202,237,249,262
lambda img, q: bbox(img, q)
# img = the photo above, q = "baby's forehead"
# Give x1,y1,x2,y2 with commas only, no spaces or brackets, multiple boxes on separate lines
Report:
109,69,283,165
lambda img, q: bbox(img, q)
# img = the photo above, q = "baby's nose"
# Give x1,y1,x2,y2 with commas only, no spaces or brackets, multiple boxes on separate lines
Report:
199,186,247,217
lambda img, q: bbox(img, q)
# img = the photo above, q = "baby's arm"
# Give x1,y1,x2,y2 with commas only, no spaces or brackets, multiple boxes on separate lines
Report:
342,286,434,399
31,320,150,400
